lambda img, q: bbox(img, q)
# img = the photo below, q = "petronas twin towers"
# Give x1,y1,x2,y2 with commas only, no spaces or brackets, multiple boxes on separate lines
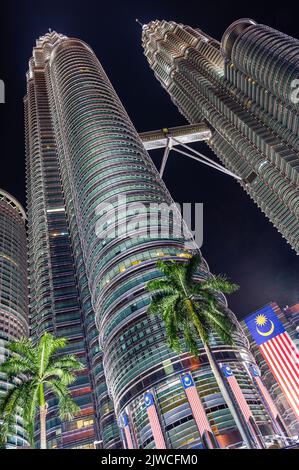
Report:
20,18,299,448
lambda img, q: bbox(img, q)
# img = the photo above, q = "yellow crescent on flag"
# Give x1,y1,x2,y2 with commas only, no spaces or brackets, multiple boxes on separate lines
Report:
256,320,275,337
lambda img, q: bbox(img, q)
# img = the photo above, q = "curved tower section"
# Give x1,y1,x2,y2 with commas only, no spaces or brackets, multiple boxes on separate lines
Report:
142,20,299,254
25,32,121,449
0,189,29,447
43,36,276,448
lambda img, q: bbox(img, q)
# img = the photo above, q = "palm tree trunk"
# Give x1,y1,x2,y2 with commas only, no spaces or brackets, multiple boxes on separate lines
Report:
185,299,255,449
39,384,47,449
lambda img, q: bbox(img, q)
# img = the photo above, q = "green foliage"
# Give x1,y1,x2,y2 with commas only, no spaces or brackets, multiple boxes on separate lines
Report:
147,253,238,355
0,332,83,448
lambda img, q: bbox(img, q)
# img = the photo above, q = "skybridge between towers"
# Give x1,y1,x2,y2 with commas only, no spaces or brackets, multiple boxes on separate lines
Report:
139,123,242,181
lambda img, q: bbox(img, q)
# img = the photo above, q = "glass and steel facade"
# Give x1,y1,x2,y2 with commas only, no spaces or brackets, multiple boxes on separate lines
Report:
22,32,281,448
25,32,121,449
142,19,299,253
0,189,28,447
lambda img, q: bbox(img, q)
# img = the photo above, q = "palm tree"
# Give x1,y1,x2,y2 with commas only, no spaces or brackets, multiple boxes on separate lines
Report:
147,253,254,449
0,332,84,449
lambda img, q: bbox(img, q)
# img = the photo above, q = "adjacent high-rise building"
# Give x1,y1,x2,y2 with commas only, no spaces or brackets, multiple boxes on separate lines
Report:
24,31,284,449
142,19,299,253
0,189,29,448
242,302,299,437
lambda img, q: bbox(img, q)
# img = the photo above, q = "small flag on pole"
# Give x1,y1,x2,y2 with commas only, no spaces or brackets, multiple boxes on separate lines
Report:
250,365,287,437
182,373,215,448
121,413,134,449
221,365,253,421
221,364,263,448
144,392,166,449
250,366,278,418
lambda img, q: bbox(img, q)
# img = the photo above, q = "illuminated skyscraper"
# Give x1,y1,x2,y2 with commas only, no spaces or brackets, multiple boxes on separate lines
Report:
0,189,28,447
142,19,299,253
25,31,281,449
25,33,121,449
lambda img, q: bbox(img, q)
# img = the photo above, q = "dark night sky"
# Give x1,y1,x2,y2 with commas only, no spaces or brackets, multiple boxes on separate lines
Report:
0,0,298,318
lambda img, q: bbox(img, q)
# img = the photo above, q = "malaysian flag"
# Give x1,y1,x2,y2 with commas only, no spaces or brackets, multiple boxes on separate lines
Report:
121,413,134,449
181,373,214,444
245,305,299,419
221,364,262,448
250,365,279,418
144,392,166,449
221,365,253,421
250,365,287,437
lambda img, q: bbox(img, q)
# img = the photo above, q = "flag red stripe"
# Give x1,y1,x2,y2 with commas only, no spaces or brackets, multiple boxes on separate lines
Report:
255,376,278,418
263,338,299,408
228,376,252,421
276,333,299,382
147,405,166,449
185,386,211,434
260,342,299,417
278,333,299,375
283,332,299,361
264,336,299,396
261,341,299,410
124,426,134,449
260,342,298,412
269,335,299,389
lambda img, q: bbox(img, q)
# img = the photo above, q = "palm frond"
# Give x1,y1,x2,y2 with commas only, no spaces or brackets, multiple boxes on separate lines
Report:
201,275,239,294
0,379,37,446
148,292,181,316
6,337,36,364
48,355,84,374
0,384,26,417
0,413,18,448
185,253,201,282
37,333,67,374
182,321,199,356
44,369,77,387
202,306,235,345
0,356,36,379
46,380,80,421
147,255,238,357
155,260,184,290
147,278,178,293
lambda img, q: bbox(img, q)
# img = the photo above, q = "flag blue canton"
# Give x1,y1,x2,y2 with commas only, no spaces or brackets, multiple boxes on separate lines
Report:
144,392,154,408
244,305,285,346
221,364,234,378
250,365,260,377
122,413,129,427
182,373,195,389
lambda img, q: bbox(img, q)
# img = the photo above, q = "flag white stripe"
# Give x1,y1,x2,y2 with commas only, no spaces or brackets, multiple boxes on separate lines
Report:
255,376,278,418
264,339,299,408
260,342,299,417
185,386,211,434
262,340,299,410
276,333,299,382
124,425,134,449
147,405,166,449
261,341,299,415
278,333,299,377
228,376,252,421
283,332,299,361
272,335,299,389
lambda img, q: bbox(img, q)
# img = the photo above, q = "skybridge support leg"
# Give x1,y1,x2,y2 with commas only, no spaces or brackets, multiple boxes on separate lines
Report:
159,139,171,178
